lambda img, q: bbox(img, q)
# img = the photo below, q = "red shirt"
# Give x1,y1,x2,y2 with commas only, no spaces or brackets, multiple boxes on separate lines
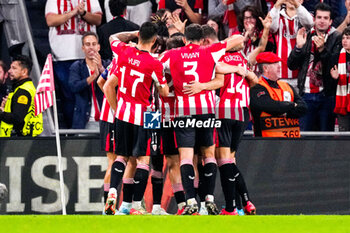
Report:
111,41,167,125
163,42,226,117
217,51,250,121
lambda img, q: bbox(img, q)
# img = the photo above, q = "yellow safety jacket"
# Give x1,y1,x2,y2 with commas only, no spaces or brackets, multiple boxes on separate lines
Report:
258,78,300,138
0,80,43,137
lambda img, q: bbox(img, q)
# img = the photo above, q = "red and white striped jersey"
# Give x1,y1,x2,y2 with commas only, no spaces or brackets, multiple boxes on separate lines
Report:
274,11,299,80
111,41,166,126
162,42,227,117
216,51,250,121
100,58,118,123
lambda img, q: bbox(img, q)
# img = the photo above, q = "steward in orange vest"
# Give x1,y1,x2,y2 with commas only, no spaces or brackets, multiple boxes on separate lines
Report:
250,52,307,137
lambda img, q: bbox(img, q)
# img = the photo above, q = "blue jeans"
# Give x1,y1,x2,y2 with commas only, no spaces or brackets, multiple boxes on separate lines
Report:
54,60,76,129
300,92,335,131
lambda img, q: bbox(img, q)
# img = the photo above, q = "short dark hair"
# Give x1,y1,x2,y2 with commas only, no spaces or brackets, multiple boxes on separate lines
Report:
13,55,33,74
170,32,185,38
185,24,203,42
166,36,185,50
207,16,227,41
0,60,8,73
343,26,350,37
314,3,332,19
82,31,99,44
109,0,126,17
202,24,218,41
139,22,159,43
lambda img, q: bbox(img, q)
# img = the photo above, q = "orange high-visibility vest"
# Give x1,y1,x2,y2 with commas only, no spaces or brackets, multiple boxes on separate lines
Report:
258,77,300,138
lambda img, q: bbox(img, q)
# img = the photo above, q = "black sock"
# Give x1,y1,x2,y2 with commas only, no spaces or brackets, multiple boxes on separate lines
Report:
219,163,236,212
123,183,134,203
133,168,149,202
152,177,163,205
174,191,186,204
197,163,206,202
110,161,126,189
104,191,108,203
180,164,196,200
235,189,242,210
203,162,217,197
233,164,250,206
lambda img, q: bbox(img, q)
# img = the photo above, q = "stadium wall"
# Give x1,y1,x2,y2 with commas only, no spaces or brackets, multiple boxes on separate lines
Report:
0,137,349,215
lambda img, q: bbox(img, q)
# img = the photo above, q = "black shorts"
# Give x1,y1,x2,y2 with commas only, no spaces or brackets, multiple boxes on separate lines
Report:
174,114,216,148
115,119,152,157
161,125,178,156
216,109,249,152
100,121,116,153
150,129,162,156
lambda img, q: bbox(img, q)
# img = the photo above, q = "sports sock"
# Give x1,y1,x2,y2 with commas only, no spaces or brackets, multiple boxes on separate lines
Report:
203,158,217,197
180,159,196,200
133,164,150,202
104,183,110,203
218,160,236,212
151,169,163,205
110,158,126,189
172,183,186,205
233,164,250,206
197,162,206,202
122,178,134,203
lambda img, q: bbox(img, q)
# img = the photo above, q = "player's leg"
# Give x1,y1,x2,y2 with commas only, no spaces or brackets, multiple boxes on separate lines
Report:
162,126,186,214
117,157,136,215
129,125,152,215
175,117,198,215
105,119,131,215
196,155,208,215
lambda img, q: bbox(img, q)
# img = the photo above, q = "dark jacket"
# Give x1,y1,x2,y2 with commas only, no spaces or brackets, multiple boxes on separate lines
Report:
287,28,342,96
69,59,110,129
97,17,139,60
250,78,307,137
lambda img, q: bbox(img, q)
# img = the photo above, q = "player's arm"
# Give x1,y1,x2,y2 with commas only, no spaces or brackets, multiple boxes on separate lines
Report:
109,30,139,45
216,62,258,87
103,74,118,111
157,83,169,97
224,34,245,51
182,74,224,96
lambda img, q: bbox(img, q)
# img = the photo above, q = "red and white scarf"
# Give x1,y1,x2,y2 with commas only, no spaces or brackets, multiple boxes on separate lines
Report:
335,48,350,115
223,0,237,36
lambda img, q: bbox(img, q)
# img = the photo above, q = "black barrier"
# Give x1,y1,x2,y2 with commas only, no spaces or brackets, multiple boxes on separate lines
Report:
0,137,349,214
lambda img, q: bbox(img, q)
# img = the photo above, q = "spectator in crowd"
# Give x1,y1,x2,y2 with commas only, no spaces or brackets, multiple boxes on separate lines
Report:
45,0,102,128
69,32,110,129
98,0,139,60
0,55,43,137
250,52,307,137
236,6,275,57
207,16,227,40
303,0,346,28
208,0,265,36
152,9,187,37
288,3,342,131
270,0,313,88
158,0,203,24
331,27,350,131
0,61,11,103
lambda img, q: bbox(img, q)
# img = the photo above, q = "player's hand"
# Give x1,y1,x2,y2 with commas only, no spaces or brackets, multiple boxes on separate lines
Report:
296,27,307,49
234,65,247,77
170,13,187,34
287,0,301,8
274,0,285,8
182,81,204,96
330,65,339,80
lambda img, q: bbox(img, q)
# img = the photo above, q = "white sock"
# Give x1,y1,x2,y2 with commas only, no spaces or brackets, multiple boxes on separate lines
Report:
120,201,132,209
132,201,142,209
109,188,117,195
178,202,186,210
187,198,197,205
200,201,206,208
205,195,214,202
153,204,161,211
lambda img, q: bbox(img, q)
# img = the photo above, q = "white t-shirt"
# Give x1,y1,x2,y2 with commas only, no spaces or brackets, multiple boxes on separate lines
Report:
45,0,102,61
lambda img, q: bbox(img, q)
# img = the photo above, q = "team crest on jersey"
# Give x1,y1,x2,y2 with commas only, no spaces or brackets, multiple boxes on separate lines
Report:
17,95,28,105
283,91,292,102
257,91,266,98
